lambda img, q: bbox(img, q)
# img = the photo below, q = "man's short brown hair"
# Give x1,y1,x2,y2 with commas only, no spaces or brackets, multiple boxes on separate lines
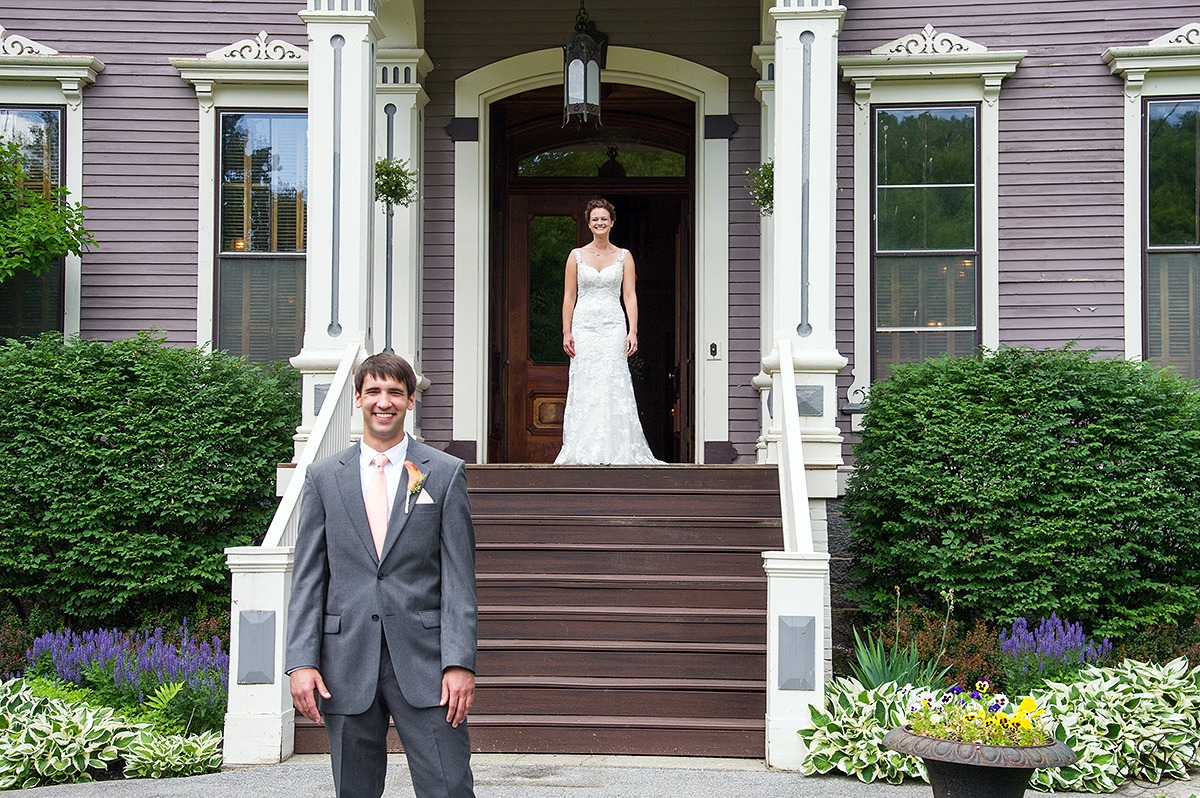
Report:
355,352,417,396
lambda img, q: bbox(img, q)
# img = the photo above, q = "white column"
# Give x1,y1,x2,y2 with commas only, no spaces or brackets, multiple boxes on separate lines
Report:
752,44,776,464
293,1,382,439
766,1,847,491
221,547,295,764
374,48,432,438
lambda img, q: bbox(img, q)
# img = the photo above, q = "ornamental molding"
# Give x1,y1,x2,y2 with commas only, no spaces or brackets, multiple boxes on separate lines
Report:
1103,22,1200,101
1151,22,1200,47
206,30,307,61
0,24,58,56
872,24,986,56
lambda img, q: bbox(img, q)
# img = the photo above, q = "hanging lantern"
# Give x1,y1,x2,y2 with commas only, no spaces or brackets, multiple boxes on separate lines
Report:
563,0,604,126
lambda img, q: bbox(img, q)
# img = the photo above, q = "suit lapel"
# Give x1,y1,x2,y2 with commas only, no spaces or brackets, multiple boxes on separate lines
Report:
379,440,434,563
334,445,380,563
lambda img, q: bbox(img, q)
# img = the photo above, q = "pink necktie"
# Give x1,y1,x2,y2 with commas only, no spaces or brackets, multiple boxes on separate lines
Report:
365,453,389,558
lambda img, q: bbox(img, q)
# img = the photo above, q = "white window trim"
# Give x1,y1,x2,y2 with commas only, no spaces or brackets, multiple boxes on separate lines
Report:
1104,22,1200,362
171,31,308,350
0,24,103,336
840,25,1023,424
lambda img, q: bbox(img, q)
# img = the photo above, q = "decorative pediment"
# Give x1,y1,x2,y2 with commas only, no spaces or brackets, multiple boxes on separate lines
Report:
872,25,986,56
0,24,59,56
1150,22,1200,48
206,30,306,62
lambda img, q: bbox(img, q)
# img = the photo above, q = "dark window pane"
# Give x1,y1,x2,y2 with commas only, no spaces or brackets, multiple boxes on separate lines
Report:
1146,251,1200,379
874,330,978,379
877,186,975,250
528,215,575,365
0,263,63,339
1147,100,1199,247
219,113,307,253
0,107,64,335
876,107,976,186
518,142,685,177
217,257,305,363
875,255,977,329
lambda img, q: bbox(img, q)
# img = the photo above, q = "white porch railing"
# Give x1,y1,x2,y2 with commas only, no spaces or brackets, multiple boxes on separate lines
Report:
775,336,814,553
263,343,362,548
763,336,831,769
222,342,363,765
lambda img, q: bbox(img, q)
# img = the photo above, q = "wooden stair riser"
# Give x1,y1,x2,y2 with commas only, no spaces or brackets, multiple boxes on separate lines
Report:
473,518,783,547
477,649,765,680
477,546,769,577
477,580,765,610
478,613,766,644
470,491,780,518
472,686,765,718
467,465,780,492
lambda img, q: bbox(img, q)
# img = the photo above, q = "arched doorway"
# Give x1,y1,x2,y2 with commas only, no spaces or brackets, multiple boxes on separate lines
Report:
487,84,695,463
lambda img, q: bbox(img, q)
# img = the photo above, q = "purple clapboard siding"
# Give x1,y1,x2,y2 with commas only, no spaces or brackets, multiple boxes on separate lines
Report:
2,1,308,344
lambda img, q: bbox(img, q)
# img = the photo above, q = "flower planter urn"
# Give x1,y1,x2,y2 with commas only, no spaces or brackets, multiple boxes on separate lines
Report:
882,726,1077,798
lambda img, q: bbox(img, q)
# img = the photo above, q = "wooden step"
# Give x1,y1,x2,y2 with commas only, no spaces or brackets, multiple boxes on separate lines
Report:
467,464,779,492
477,573,765,609
476,542,770,577
473,676,764,718
472,515,782,547
477,639,764,680
478,605,766,644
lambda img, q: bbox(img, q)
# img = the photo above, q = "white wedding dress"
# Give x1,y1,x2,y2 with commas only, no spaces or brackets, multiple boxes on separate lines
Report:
555,248,662,465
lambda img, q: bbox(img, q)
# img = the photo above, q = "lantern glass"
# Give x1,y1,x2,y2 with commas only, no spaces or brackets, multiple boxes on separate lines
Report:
586,60,600,105
566,58,586,104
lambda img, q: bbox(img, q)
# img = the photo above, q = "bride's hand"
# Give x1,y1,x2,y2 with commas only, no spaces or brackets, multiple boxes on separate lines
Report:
563,332,576,358
625,333,638,357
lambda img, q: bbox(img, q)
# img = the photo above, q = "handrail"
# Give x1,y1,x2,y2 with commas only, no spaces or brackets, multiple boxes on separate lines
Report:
776,336,814,553
261,343,362,548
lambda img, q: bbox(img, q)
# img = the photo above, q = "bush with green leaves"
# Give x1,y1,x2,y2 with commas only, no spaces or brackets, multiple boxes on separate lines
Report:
798,677,927,784
0,678,222,788
0,332,298,627
799,658,1200,793
845,346,1200,640
0,139,96,282
1034,658,1200,792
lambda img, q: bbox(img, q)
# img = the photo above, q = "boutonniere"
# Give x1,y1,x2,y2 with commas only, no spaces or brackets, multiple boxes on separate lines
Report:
403,460,426,512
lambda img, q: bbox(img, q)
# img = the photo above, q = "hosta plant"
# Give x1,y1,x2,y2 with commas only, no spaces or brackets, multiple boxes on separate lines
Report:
1033,657,1200,793
0,679,147,789
123,730,223,779
798,677,927,784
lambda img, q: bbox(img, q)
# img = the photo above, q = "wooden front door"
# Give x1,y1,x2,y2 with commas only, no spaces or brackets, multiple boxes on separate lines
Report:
500,193,588,463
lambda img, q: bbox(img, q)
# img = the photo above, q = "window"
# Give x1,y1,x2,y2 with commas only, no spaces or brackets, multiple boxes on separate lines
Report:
215,111,307,363
873,105,979,376
0,107,65,339
1145,99,1200,378
842,26,1022,415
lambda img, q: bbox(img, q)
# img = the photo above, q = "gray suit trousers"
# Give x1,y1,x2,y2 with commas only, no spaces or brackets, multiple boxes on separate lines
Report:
324,632,475,798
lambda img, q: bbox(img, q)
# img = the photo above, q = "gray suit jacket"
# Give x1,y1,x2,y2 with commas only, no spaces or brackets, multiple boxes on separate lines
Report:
285,439,478,714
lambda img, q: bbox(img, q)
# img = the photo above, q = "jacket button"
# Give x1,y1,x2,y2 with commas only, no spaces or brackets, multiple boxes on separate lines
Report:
371,614,379,621
377,573,385,580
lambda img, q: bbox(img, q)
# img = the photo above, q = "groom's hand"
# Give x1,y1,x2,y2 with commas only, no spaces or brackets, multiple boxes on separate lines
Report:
290,667,331,723
441,666,475,728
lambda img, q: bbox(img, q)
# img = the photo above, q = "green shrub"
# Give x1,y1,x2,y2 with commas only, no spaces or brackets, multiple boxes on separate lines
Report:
798,677,926,784
849,628,950,690
1035,658,1200,792
799,658,1200,792
0,678,223,788
0,332,298,627
844,346,1200,640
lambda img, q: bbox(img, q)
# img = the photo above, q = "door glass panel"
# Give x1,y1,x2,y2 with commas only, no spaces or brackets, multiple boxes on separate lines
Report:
518,142,685,177
528,215,574,364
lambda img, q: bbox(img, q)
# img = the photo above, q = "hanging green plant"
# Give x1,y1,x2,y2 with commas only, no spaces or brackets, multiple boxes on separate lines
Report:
745,159,774,217
373,157,419,207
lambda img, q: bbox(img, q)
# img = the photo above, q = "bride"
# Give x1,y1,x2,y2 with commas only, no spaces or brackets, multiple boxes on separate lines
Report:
554,198,662,465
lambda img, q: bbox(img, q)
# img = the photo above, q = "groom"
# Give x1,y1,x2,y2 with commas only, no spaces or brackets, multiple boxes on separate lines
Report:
286,352,477,798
